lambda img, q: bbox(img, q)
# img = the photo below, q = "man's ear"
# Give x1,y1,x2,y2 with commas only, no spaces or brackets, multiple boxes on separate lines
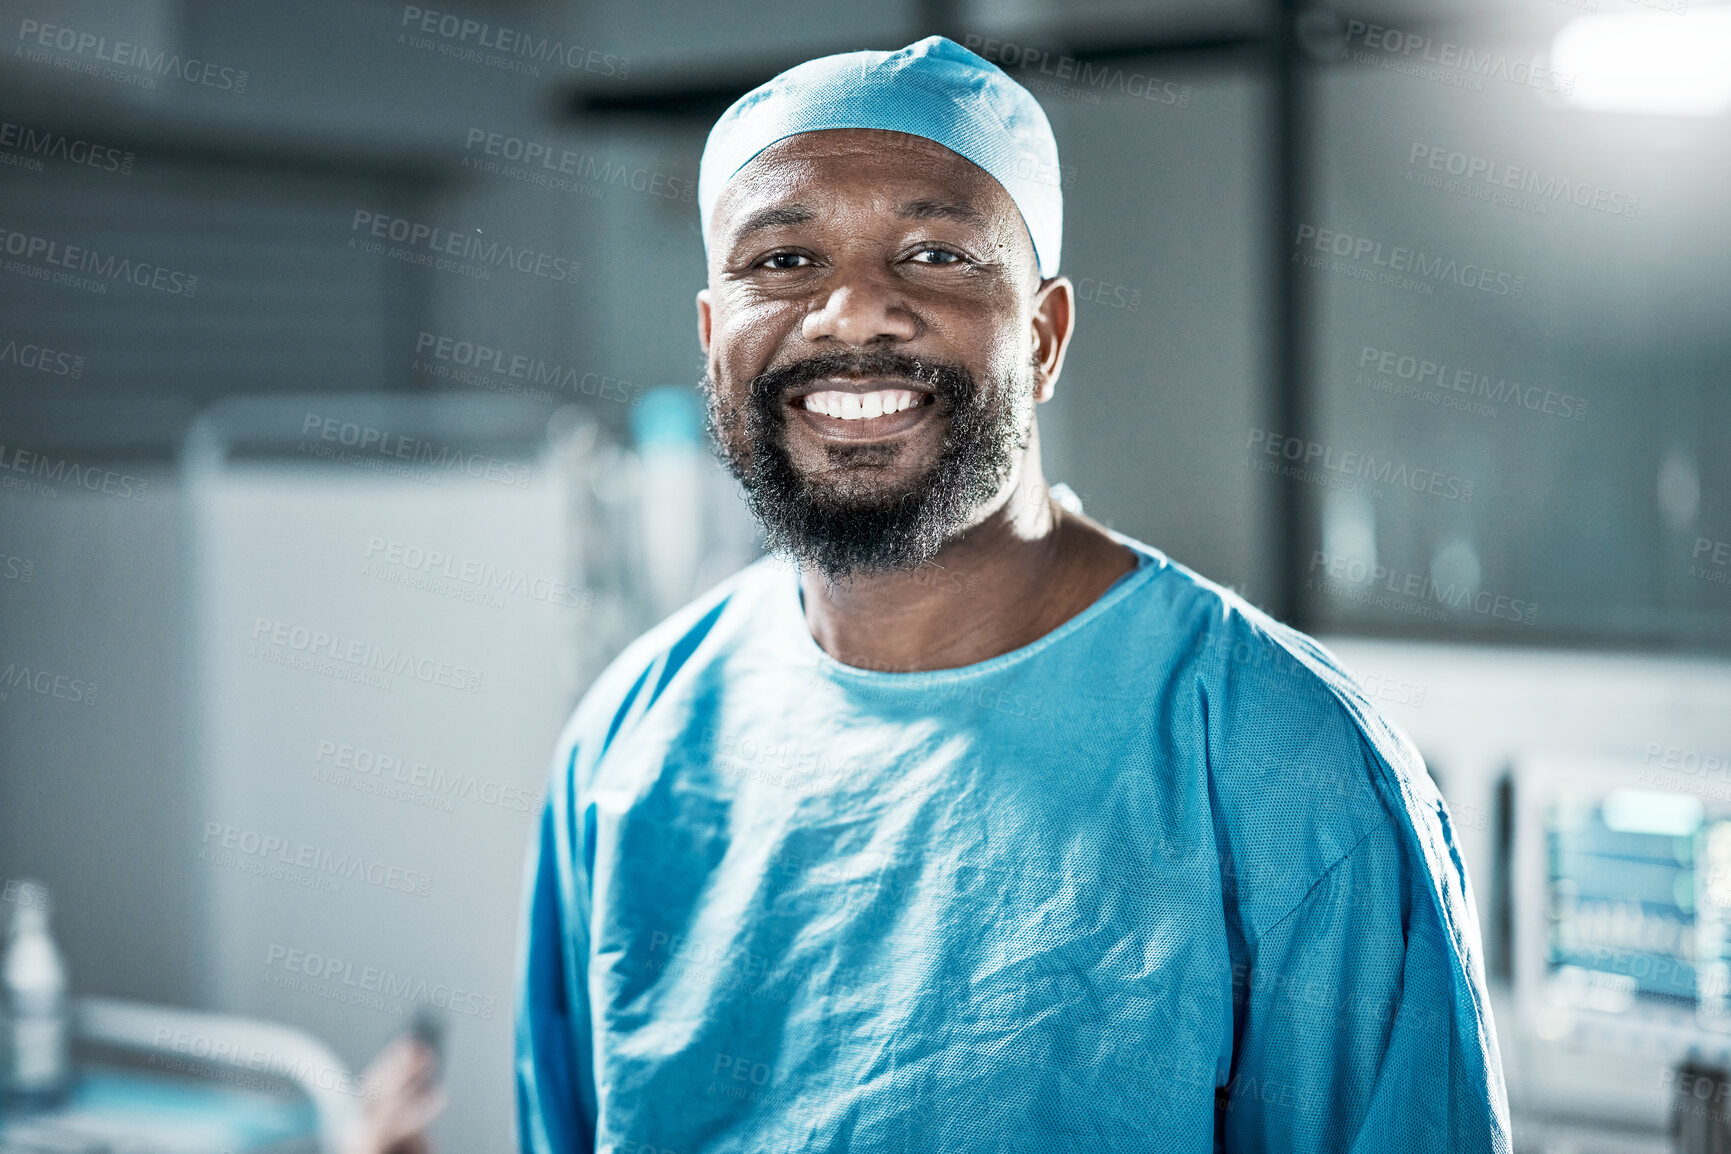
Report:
1030,275,1075,404
696,289,712,355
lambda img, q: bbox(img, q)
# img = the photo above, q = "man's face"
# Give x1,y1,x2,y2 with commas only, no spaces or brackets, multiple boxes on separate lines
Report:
698,128,1071,583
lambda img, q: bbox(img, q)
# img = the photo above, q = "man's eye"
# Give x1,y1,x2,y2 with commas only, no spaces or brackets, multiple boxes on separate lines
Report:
760,253,813,269
910,248,963,266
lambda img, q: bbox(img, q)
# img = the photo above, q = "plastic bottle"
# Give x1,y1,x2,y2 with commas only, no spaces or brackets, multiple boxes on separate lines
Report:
2,880,71,1109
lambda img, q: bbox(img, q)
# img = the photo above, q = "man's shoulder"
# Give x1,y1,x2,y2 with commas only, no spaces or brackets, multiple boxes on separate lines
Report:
1111,537,1384,712
1115,538,1442,937
1118,537,1407,744
554,556,786,768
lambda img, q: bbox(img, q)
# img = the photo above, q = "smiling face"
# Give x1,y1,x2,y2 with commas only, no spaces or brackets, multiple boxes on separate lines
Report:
698,127,1073,582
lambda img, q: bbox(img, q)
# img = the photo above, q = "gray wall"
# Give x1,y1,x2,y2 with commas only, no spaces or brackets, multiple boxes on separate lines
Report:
1040,64,1275,602
0,467,203,1006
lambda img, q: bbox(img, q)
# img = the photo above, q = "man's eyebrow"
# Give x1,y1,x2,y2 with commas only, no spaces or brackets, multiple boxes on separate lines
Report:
728,198,989,242
732,204,816,239
897,199,989,227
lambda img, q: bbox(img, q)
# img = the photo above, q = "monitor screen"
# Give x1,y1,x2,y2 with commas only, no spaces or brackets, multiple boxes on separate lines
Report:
1542,781,1731,1027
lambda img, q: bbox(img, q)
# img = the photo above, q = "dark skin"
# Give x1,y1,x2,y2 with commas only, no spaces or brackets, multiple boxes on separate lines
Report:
699,127,1136,673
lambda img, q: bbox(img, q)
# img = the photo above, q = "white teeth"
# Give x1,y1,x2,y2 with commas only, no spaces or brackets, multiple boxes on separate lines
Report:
801,389,927,420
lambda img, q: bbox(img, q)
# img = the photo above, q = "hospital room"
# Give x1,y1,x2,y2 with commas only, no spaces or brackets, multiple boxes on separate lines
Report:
0,0,1727,1150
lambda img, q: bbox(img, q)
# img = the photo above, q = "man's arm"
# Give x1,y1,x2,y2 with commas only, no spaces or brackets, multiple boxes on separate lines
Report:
515,767,598,1154
1219,814,1511,1153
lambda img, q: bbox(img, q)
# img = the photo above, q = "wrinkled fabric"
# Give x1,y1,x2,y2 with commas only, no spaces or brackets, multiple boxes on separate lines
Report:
515,536,1510,1153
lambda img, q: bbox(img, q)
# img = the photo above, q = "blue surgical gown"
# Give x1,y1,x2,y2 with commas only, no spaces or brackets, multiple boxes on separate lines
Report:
515,536,1510,1153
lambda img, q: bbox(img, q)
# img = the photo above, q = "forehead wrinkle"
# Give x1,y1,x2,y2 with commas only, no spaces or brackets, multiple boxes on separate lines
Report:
720,133,998,227
725,187,1014,248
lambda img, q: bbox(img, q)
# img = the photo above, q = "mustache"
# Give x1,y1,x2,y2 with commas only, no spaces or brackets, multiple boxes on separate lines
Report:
748,349,975,409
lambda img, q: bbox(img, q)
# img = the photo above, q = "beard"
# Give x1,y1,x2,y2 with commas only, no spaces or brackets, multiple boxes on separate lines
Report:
702,347,1035,584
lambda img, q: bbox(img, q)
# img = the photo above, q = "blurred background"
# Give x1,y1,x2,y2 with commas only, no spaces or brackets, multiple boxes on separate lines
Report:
0,0,1728,1150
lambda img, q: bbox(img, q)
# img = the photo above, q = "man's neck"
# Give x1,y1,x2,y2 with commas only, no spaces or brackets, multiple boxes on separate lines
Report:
799,458,1138,673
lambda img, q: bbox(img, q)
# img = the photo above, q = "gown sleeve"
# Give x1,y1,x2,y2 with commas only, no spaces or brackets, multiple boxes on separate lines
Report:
1219,811,1511,1154
515,744,599,1154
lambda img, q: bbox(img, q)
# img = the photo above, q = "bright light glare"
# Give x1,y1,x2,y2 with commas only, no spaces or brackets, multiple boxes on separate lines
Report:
1601,788,1703,837
1554,10,1731,115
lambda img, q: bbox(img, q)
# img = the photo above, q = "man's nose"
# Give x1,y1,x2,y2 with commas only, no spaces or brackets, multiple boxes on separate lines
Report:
801,275,918,346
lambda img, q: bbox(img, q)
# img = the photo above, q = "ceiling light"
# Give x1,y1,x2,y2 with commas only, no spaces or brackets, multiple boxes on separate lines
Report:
1553,9,1731,116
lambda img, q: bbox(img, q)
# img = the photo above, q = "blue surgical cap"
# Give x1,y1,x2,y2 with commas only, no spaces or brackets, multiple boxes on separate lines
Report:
698,35,1063,278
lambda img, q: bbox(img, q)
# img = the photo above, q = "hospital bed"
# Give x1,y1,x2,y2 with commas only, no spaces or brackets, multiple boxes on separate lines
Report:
0,996,358,1154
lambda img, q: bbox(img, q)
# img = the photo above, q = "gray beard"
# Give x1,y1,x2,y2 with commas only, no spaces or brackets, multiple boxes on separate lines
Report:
702,348,1034,584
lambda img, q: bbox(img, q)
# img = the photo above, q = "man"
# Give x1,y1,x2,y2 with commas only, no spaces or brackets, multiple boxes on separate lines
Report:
516,36,1509,1154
